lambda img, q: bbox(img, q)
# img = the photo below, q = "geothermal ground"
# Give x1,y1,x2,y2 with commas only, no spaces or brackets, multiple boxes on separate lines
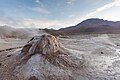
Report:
0,34,120,80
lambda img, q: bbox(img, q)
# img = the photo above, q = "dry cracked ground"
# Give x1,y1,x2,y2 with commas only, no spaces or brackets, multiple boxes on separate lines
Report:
0,34,120,80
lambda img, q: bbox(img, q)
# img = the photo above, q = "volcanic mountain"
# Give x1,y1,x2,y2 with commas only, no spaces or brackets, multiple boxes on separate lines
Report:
45,18,120,35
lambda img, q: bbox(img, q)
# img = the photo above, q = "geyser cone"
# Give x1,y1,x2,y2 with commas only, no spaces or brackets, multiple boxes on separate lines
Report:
15,34,86,80
30,35,59,55
21,34,60,61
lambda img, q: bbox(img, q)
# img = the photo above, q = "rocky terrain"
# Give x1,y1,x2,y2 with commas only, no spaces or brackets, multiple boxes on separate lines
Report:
0,34,120,80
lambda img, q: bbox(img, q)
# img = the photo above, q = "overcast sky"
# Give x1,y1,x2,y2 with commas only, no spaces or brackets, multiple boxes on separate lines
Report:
0,0,120,29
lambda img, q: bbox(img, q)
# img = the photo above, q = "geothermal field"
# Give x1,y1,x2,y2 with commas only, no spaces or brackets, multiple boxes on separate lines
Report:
1,0,120,80
0,28,120,80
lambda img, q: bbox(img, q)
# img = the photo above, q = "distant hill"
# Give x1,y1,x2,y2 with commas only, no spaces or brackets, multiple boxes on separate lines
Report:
58,18,120,34
45,18,120,35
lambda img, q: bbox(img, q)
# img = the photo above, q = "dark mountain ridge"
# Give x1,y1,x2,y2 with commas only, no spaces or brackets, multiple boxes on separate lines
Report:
56,18,120,35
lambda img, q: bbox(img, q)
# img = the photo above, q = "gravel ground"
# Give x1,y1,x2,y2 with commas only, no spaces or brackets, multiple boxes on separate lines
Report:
0,34,120,80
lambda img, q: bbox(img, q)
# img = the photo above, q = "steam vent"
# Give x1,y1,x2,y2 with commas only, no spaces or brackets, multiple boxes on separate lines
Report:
14,34,85,80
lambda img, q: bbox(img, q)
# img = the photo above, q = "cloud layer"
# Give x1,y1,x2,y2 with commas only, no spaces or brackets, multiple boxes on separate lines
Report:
81,0,120,19
32,7,50,14
0,0,120,29
0,16,74,29
67,0,76,6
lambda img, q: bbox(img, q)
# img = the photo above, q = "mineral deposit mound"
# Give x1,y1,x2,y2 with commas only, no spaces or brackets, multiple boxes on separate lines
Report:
15,34,85,80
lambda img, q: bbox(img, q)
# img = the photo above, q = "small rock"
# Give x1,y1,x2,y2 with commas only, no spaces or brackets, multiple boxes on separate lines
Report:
28,76,38,80
7,55,11,57
101,52,104,54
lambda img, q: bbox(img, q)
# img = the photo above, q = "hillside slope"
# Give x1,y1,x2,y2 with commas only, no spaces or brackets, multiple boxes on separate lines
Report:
53,18,120,35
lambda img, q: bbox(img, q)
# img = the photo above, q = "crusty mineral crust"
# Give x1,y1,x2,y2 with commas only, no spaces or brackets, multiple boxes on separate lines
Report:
16,34,85,80
20,34,62,63
22,34,59,55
